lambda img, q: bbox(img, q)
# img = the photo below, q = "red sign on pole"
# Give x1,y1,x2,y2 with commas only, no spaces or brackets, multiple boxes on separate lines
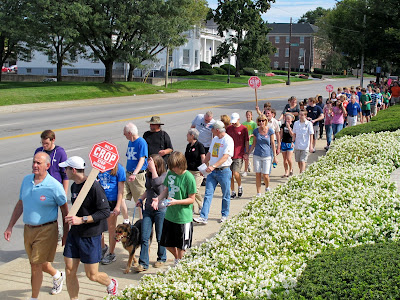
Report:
248,76,262,89
89,141,119,172
326,84,334,93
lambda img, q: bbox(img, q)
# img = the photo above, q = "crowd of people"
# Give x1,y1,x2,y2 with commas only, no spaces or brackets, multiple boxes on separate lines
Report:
3,79,398,299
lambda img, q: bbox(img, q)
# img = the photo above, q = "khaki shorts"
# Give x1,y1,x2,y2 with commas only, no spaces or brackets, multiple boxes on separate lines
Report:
124,171,146,201
230,158,243,173
294,149,309,162
24,222,58,264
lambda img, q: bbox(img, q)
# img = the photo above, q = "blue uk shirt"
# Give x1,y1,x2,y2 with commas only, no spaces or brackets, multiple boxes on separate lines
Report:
126,137,148,172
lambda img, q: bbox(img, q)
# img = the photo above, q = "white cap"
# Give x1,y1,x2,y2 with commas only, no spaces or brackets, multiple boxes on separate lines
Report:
231,112,240,123
59,156,86,169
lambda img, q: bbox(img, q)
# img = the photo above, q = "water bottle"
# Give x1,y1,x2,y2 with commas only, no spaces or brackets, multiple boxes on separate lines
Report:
272,162,277,168
158,198,171,209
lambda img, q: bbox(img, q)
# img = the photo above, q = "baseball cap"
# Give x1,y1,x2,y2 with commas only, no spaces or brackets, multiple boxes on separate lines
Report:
210,120,225,130
231,112,240,123
59,156,86,169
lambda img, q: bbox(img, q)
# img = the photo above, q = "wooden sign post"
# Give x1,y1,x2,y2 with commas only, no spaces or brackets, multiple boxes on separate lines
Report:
67,141,119,216
248,76,262,107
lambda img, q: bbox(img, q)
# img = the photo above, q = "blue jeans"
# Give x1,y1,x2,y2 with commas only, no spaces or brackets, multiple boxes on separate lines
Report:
200,167,232,220
332,123,343,136
139,208,167,269
325,124,332,146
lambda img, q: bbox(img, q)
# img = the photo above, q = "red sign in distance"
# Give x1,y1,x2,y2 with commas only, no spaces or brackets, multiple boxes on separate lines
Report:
248,76,262,89
326,84,334,93
89,141,119,172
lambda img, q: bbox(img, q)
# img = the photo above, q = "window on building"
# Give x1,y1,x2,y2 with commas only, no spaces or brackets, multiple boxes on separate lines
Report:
94,70,100,75
300,36,305,44
286,36,290,44
274,48,279,57
48,69,53,74
27,68,32,73
285,48,289,57
273,61,279,69
67,69,79,75
194,50,199,66
285,62,289,70
275,36,280,43
183,49,190,65
195,26,200,38
299,48,304,57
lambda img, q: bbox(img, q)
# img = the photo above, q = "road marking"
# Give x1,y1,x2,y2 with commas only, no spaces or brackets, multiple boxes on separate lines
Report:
0,122,20,127
0,96,288,141
0,146,88,168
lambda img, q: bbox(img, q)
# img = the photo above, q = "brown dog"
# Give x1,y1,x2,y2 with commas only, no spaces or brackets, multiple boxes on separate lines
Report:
115,219,153,273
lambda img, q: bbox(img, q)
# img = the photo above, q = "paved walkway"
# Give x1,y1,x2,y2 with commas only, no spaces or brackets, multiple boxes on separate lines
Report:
0,138,331,299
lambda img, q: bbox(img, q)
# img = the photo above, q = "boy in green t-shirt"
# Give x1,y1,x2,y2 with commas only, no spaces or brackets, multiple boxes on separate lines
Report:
152,151,196,265
360,88,372,123
241,110,257,176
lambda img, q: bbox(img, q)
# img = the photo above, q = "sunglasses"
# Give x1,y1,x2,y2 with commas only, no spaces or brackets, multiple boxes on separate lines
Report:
258,119,267,122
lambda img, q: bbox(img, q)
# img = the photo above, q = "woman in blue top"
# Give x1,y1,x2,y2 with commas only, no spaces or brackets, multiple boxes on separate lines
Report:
97,163,126,265
249,114,277,196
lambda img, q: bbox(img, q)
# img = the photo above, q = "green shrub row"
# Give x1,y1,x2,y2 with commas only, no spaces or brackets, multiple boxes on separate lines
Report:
336,105,400,139
313,67,343,75
284,241,400,299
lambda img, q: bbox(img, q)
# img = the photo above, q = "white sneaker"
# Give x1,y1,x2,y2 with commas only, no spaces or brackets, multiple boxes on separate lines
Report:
50,271,65,295
219,216,227,223
193,217,208,225
256,193,262,197
242,172,248,177
265,187,271,192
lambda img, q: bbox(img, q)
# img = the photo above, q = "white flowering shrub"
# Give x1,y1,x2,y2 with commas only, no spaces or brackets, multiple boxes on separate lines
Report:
111,131,400,300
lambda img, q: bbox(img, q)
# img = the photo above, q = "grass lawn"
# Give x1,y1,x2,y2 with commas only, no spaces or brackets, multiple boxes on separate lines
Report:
0,81,176,106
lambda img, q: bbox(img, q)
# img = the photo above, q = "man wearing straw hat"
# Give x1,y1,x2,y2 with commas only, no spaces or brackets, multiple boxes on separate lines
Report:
143,116,173,166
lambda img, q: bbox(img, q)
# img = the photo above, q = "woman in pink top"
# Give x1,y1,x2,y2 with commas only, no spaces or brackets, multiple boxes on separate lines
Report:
332,95,347,138
323,99,333,150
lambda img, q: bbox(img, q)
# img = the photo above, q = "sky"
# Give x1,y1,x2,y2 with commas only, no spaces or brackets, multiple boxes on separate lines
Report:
207,0,337,23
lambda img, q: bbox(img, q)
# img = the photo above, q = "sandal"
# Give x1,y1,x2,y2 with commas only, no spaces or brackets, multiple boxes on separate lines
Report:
289,170,293,176
281,174,288,178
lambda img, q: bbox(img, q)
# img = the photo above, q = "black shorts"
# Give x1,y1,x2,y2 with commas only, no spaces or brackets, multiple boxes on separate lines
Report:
108,200,117,211
160,219,193,250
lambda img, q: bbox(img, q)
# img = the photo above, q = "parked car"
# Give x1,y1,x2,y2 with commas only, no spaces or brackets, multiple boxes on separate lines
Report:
2,66,10,73
9,65,17,73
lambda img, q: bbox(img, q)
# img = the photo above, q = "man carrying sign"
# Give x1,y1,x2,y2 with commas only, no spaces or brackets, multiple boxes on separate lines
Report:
60,156,118,297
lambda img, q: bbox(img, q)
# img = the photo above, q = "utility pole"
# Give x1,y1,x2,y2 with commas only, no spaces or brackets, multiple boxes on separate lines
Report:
165,46,169,88
360,11,366,87
287,18,292,85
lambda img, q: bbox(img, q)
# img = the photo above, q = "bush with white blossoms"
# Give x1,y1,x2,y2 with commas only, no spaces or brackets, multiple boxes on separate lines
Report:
111,130,400,300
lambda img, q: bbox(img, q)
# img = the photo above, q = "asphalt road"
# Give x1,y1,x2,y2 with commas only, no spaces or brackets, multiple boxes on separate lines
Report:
0,77,362,265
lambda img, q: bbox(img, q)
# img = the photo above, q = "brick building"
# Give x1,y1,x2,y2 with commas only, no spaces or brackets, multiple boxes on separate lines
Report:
267,23,322,72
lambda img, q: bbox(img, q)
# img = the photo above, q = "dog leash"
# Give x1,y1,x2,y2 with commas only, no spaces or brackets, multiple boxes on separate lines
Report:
131,205,137,224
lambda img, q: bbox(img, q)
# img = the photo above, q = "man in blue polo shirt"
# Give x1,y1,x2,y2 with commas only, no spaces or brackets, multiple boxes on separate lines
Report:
4,152,69,299
346,95,362,127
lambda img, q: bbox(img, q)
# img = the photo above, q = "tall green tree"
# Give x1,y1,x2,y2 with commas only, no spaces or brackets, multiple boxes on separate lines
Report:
210,0,275,77
0,0,30,82
27,0,84,81
297,7,329,24
68,0,207,83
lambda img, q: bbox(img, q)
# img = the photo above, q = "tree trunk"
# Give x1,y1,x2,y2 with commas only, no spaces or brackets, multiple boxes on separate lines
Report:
127,63,134,82
103,59,114,83
57,59,62,82
235,43,241,77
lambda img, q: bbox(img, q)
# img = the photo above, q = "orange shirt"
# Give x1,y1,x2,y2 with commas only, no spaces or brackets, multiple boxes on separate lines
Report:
391,86,400,98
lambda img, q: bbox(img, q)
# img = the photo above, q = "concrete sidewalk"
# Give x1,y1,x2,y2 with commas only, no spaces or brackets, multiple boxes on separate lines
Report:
0,139,329,299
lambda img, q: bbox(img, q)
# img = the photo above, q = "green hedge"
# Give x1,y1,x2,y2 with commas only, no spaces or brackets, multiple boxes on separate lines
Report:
200,61,212,69
243,67,256,76
289,241,400,299
221,64,236,74
213,67,227,75
311,73,323,79
191,68,216,75
336,105,400,139
171,68,190,76
313,68,342,75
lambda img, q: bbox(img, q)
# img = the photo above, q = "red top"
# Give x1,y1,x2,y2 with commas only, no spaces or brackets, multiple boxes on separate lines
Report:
226,124,249,159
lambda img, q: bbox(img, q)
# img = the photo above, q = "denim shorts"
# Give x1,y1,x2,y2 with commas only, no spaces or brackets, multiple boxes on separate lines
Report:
64,233,102,264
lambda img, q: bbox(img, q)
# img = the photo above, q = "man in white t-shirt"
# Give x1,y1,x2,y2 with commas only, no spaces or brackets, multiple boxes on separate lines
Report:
293,110,314,173
191,111,215,152
193,121,234,225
